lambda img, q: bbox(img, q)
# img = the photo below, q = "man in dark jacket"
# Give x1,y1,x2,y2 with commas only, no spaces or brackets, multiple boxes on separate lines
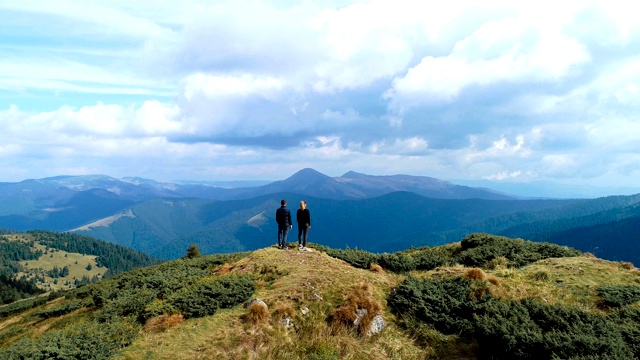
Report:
275,199,292,250
296,200,311,251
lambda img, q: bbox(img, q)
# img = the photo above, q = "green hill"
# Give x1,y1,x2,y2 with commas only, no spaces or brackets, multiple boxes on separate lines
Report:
2,233,640,359
0,231,159,304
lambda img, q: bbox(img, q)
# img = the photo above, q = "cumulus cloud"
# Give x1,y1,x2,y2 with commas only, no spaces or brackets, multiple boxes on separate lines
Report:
1,0,640,194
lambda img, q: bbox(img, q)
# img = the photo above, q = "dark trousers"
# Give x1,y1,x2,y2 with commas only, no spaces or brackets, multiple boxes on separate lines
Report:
298,226,309,247
278,226,289,248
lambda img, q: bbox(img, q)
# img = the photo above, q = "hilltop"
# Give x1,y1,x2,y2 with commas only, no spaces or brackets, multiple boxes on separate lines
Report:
2,233,640,359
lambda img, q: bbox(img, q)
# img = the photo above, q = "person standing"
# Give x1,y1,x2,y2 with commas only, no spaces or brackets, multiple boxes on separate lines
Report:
275,199,292,250
297,200,311,251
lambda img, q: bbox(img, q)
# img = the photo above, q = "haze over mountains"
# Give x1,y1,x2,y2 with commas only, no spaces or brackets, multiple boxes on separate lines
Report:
1,168,639,264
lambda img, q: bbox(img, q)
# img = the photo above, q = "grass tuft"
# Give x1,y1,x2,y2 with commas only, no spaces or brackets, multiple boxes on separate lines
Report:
464,267,487,281
142,314,184,333
331,283,382,336
214,263,233,276
369,263,384,273
244,302,270,326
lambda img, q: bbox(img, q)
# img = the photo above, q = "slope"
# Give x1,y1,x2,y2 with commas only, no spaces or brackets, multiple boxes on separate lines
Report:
2,234,640,359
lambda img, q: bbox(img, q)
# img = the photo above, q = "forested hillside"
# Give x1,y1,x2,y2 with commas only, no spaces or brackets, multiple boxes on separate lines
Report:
72,192,579,259
2,234,639,359
0,231,159,305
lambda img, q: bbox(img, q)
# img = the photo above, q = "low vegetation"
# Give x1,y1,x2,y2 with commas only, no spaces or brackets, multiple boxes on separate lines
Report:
1,233,639,359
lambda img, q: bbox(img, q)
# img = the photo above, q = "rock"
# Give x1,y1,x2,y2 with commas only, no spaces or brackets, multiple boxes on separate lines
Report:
368,315,385,335
353,308,367,326
353,309,385,336
280,317,294,328
245,298,268,309
312,293,323,301
300,306,309,316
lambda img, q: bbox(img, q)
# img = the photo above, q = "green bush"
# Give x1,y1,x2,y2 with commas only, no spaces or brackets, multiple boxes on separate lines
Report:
36,301,82,319
0,296,48,319
598,285,640,308
456,233,581,268
389,276,640,359
0,318,139,360
168,275,255,319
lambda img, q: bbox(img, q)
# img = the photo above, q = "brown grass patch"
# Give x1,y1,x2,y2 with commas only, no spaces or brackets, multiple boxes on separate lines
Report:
619,262,636,270
245,302,270,326
464,268,487,281
214,263,233,276
331,283,382,335
143,314,184,333
583,252,596,259
271,303,296,322
369,263,384,273
487,275,501,286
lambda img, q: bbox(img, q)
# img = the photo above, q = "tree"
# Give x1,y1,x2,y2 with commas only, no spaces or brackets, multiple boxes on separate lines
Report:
184,244,201,259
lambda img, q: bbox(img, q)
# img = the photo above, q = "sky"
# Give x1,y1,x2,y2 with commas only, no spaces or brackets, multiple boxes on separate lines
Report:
1,0,640,197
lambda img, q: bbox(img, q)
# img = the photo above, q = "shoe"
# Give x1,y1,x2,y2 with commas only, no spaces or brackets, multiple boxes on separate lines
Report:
303,247,307,251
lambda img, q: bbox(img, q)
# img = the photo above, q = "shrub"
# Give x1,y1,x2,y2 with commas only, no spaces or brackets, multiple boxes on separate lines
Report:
389,276,640,359
377,253,416,273
456,233,581,268
531,271,550,282
598,285,640,308
36,300,82,319
168,275,255,319
0,318,140,360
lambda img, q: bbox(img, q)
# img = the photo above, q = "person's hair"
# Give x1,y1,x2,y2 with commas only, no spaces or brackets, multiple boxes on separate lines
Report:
281,199,286,206
300,200,306,207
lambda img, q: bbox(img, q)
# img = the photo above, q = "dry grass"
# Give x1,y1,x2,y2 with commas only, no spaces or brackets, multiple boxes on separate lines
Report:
244,302,270,326
214,262,233,276
143,314,184,333
271,303,296,322
369,263,384,273
463,268,487,281
331,282,382,335
619,262,636,270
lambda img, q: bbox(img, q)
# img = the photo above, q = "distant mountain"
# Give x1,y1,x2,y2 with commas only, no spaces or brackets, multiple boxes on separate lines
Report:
336,171,514,200
71,191,578,259
0,169,521,232
3,169,640,265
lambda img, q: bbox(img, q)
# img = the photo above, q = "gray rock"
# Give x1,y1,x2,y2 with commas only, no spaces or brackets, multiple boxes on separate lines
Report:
280,317,294,328
245,298,268,309
368,315,385,335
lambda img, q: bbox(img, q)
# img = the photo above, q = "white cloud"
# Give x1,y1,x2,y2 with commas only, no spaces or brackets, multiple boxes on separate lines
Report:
369,137,428,155
2,0,640,195
386,11,590,111
182,73,284,101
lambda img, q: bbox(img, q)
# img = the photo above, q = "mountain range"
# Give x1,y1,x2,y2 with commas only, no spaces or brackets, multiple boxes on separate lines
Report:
1,168,639,264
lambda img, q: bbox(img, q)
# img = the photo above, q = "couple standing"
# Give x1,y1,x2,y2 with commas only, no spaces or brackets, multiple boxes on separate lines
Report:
275,199,311,250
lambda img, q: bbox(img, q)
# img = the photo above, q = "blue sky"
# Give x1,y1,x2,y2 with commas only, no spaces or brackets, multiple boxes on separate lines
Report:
1,0,640,197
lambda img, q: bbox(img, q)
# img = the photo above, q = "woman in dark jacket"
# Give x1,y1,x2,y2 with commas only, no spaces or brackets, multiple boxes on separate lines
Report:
296,200,311,250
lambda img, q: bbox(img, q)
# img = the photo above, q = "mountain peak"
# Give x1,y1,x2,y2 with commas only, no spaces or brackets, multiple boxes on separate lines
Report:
286,168,331,182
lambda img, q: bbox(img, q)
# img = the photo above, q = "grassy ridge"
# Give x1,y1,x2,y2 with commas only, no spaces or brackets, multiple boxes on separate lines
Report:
2,233,640,359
